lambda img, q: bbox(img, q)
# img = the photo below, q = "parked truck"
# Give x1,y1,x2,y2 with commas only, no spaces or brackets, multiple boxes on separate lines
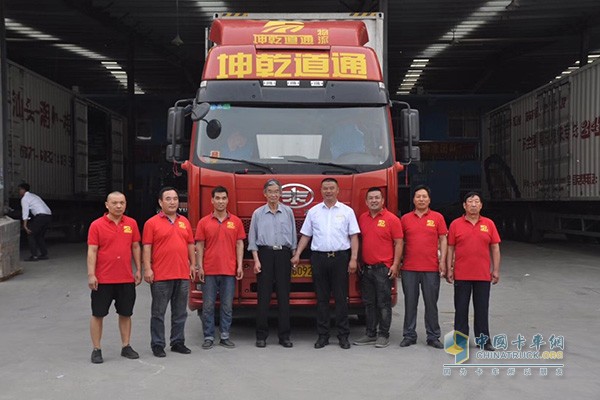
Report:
167,13,419,316
482,58,600,242
5,61,126,241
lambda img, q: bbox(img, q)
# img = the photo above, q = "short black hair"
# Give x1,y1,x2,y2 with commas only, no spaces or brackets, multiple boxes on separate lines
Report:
413,184,431,197
366,187,382,198
212,186,228,197
158,186,178,200
106,191,125,201
463,191,482,203
18,182,30,192
321,178,338,186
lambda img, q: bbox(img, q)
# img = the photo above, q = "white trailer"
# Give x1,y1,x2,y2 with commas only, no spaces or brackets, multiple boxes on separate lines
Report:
5,61,126,241
482,58,600,241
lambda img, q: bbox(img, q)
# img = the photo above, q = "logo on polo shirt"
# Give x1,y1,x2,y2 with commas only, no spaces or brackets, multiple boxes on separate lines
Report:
426,219,436,227
123,225,132,233
377,219,386,227
178,221,187,229
480,225,489,232
226,221,236,229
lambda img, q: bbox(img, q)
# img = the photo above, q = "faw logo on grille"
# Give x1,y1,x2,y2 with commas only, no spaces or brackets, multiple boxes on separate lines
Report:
281,183,314,209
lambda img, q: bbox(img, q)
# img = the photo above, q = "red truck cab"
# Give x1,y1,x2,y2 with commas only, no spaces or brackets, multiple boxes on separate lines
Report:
166,16,420,318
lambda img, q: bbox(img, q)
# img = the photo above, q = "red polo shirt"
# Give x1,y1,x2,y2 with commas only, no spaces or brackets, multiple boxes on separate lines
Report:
142,212,194,281
195,212,246,276
401,209,448,272
448,215,501,281
358,208,403,268
88,214,141,284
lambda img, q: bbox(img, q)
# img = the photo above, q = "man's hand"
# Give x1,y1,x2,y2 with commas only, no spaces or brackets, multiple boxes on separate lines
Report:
236,267,244,280
290,254,300,268
197,266,205,283
134,270,142,286
348,259,357,274
491,271,500,284
388,264,399,279
144,268,154,284
88,274,98,291
254,260,262,274
446,269,454,284
189,265,196,281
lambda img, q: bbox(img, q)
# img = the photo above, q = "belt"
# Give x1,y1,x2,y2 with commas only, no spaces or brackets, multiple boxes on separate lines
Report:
363,263,387,270
313,250,349,258
258,245,291,251
34,213,51,217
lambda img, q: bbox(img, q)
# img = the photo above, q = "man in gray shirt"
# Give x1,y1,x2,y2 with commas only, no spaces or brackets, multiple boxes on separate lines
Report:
248,179,297,348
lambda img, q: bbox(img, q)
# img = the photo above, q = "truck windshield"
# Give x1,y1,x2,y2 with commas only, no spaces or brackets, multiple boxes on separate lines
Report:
194,105,392,174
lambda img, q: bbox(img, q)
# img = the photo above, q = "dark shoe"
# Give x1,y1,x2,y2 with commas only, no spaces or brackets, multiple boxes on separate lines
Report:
256,340,266,348
24,256,39,262
219,338,236,348
484,343,496,351
171,342,191,354
37,255,49,260
375,336,390,348
152,346,166,358
121,345,139,359
339,337,351,349
399,337,417,347
352,335,377,346
201,339,214,350
427,339,444,349
278,339,293,348
314,336,329,349
91,348,103,364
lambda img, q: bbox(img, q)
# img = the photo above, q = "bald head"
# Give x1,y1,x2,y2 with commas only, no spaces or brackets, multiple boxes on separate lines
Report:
105,192,126,219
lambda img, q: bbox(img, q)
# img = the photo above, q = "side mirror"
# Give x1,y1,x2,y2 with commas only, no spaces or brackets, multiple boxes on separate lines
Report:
167,107,186,143
206,119,222,139
399,108,421,163
191,102,211,122
166,144,189,162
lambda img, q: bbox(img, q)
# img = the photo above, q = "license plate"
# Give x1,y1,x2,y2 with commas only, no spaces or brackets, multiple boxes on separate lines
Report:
292,264,312,278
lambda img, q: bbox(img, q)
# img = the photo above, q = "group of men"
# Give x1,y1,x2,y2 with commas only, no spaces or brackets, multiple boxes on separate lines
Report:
86,178,501,363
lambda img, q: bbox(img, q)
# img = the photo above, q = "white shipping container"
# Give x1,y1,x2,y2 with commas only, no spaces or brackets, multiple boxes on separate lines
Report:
483,59,600,201
6,61,126,200
7,62,74,200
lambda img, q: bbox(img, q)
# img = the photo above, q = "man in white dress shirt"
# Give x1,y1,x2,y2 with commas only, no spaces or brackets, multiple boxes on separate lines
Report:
291,178,360,349
18,183,52,261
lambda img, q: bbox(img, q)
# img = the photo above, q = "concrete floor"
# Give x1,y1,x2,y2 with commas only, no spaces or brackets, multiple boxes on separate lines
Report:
1,238,598,400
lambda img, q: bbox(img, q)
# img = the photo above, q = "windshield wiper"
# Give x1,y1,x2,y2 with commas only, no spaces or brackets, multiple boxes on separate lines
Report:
202,155,275,173
286,159,359,173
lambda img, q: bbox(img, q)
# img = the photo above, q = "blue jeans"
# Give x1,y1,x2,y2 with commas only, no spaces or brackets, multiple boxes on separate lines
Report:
201,275,235,340
150,279,189,348
360,264,392,338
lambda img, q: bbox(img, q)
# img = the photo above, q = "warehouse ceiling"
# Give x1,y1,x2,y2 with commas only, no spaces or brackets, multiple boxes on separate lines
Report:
4,0,600,97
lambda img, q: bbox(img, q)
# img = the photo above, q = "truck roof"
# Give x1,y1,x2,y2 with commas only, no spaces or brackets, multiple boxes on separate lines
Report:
209,19,369,47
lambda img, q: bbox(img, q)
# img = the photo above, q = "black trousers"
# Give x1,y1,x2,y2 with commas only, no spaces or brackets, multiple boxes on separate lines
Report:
28,214,51,257
454,280,491,339
361,264,392,338
401,270,441,341
256,247,292,341
311,250,350,339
